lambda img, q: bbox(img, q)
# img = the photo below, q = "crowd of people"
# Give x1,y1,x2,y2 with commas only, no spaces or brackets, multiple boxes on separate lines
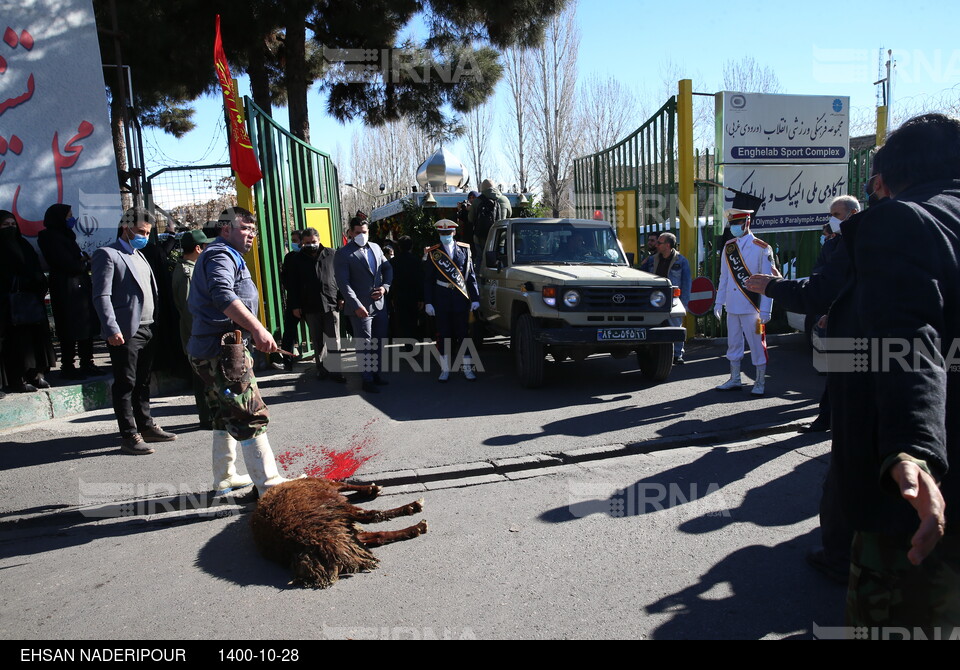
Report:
1,111,958,632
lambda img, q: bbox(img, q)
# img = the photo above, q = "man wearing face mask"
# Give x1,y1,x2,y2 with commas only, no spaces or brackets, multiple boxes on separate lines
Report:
92,207,176,455
813,195,860,275
714,208,775,395
283,227,344,382
423,219,480,382
334,217,393,393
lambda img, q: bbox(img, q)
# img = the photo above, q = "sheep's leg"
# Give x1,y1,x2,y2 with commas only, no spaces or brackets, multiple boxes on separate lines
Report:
334,482,382,497
356,520,428,547
346,499,424,524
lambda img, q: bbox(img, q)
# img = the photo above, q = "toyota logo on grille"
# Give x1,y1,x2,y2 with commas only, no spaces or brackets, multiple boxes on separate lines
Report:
612,293,626,304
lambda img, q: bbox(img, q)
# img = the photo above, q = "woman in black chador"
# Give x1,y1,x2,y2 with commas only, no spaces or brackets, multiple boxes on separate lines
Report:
37,203,99,379
0,210,56,392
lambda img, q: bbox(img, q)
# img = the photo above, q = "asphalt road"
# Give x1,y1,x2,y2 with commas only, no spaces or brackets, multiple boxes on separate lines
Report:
0,334,842,639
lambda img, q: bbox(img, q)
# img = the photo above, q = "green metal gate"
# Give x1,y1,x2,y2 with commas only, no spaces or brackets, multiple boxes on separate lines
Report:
575,93,879,338
574,98,678,264
245,98,343,338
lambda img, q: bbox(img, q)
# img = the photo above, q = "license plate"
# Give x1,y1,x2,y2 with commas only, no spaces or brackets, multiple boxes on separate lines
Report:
597,328,647,342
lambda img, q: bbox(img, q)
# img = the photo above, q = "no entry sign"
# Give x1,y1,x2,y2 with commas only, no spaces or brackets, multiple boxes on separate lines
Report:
688,276,716,316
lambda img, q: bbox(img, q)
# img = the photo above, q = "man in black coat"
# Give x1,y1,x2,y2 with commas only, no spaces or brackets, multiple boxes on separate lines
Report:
282,227,344,382
825,113,960,630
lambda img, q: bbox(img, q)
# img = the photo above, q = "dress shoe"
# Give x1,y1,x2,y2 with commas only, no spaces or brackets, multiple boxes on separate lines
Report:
799,416,831,433
121,434,155,456
141,425,177,443
16,383,38,393
329,373,347,383
361,381,380,394
32,375,51,390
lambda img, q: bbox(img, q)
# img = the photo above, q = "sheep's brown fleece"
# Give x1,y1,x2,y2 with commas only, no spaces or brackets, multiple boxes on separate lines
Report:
250,478,426,589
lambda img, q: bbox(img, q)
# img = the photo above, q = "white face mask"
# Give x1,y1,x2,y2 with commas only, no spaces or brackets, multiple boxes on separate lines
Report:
353,233,368,247
828,216,843,234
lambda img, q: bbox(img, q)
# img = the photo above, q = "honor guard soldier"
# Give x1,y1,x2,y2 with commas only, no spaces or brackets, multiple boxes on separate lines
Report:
424,219,480,382
714,208,775,395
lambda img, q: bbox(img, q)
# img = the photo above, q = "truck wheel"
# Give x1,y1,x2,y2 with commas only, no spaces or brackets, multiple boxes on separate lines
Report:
513,314,544,388
637,343,673,382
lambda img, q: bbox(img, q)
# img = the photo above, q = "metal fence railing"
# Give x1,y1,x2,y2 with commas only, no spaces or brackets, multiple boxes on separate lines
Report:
245,98,343,340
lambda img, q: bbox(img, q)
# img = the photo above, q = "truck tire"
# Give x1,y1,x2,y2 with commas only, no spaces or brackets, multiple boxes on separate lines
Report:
513,314,545,388
637,343,673,382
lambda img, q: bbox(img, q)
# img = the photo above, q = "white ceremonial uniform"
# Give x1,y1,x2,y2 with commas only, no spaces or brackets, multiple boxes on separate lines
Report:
716,232,774,366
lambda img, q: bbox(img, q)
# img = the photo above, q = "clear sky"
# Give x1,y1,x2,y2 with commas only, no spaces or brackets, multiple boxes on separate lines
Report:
142,0,959,189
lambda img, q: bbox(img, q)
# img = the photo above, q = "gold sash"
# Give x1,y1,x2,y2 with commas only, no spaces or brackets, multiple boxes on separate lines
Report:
429,247,470,300
723,241,762,312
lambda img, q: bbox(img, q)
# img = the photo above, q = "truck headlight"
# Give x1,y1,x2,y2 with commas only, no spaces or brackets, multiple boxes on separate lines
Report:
542,286,557,307
650,290,666,308
563,290,581,308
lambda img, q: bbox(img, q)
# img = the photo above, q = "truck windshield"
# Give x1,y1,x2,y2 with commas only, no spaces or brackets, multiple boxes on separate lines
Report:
512,224,627,265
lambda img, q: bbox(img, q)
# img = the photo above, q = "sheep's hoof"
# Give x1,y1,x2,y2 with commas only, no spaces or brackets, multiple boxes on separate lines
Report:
416,520,428,535
411,498,425,513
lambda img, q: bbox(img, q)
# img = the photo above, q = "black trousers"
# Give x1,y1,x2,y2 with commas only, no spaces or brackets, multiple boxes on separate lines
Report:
61,338,94,370
107,324,156,438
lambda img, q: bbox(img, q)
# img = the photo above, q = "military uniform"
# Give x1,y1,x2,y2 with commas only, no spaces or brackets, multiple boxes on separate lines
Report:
715,209,775,395
188,220,294,496
424,220,480,381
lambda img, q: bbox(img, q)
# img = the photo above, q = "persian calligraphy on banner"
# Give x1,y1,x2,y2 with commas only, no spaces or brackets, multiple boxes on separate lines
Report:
720,164,849,231
213,15,262,188
0,0,122,253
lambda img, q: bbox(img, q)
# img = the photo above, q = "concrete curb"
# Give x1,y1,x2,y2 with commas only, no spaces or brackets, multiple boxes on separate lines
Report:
0,419,819,535
0,373,189,432
360,417,814,492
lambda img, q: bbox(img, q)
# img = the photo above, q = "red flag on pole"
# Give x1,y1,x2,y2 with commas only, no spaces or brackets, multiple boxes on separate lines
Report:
213,15,262,187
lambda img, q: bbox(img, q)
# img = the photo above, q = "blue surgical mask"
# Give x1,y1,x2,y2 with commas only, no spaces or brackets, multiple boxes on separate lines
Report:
291,243,300,252
66,216,78,230
730,225,745,238
440,234,454,245
130,234,149,250
820,235,826,246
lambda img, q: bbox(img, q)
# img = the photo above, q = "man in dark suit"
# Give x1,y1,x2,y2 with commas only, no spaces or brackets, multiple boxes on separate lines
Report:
334,217,392,393
91,207,176,455
423,219,480,381
826,113,960,629
283,227,344,382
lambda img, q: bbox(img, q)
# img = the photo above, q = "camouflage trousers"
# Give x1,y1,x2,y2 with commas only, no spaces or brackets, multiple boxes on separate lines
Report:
190,348,269,442
846,531,960,635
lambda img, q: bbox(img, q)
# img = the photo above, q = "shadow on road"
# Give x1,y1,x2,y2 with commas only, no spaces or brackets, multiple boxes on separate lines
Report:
644,528,845,639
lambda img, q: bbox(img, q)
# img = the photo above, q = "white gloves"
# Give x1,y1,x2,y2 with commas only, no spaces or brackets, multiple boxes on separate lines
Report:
470,302,480,311
425,304,435,317
713,303,723,320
